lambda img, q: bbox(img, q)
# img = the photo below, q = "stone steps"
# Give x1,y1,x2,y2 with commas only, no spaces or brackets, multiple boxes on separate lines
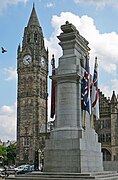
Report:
5,171,118,180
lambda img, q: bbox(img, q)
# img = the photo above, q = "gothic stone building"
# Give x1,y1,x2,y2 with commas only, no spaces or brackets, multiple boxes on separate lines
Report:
95,90,118,161
16,5,48,165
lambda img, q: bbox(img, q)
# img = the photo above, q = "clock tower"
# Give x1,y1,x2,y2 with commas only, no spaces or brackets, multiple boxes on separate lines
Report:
16,5,48,165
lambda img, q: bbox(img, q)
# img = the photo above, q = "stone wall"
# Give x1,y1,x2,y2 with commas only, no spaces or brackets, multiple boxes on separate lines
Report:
103,161,118,171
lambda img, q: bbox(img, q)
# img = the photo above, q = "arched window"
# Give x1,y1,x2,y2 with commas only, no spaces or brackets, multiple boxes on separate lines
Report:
27,34,30,43
34,33,38,43
40,78,42,97
23,78,27,95
42,80,45,99
102,134,105,142
28,76,32,95
24,148,29,161
102,149,111,161
23,136,30,147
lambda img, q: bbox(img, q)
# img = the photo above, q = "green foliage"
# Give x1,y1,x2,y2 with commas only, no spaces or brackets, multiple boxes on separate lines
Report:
7,144,16,165
0,145,7,161
0,144,16,165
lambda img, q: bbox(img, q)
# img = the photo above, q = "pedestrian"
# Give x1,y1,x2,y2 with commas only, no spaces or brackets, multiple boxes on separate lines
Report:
41,153,44,172
4,166,9,177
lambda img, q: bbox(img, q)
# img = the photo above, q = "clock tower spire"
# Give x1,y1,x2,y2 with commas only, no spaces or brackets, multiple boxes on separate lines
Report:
27,3,40,27
22,4,45,53
16,5,48,165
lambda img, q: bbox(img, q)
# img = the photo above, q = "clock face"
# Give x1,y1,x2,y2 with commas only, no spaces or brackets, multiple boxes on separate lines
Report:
41,57,45,67
23,55,32,65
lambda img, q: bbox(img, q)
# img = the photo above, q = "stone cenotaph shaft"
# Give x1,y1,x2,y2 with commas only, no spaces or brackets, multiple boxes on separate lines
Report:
44,21,103,173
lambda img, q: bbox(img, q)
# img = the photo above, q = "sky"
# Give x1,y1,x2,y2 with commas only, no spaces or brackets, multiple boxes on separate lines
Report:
0,0,118,142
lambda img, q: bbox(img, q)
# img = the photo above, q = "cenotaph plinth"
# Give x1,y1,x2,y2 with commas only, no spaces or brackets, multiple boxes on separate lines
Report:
44,21,103,173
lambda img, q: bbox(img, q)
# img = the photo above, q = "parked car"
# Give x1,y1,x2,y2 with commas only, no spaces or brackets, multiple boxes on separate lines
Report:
30,165,34,171
14,165,25,172
9,165,16,169
0,168,5,177
0,167,9,177
15,165,32,174
0,168,5,172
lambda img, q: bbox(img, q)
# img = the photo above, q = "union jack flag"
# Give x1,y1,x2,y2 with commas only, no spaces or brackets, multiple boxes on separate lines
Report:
91,57,99,119
50,54,55,119
81,55,91,114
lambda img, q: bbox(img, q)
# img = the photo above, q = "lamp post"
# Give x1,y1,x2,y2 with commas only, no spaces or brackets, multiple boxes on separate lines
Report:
34,150,39,171
38,149,41,170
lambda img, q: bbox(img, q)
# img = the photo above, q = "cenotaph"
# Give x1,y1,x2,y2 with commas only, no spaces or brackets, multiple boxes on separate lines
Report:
44,21,103,173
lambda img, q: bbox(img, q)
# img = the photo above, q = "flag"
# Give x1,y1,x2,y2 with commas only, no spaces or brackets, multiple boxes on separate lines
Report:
81,55,91,114
50,54,55,118
91,57,99,119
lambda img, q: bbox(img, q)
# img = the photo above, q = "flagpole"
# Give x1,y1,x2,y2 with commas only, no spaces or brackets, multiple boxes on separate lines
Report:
81,51,91,129
91,56,99,124
45,48,48,133
83,110,86,129
50,54,55,119
91,111,94,129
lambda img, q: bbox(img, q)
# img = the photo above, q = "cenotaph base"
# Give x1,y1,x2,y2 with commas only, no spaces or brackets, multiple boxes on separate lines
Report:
44,21,103,173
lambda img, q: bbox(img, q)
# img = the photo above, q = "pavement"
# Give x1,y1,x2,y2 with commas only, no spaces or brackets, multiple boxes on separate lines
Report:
0,175,15,180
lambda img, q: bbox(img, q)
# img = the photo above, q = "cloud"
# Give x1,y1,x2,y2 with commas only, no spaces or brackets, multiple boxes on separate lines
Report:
0,102,16,142
99,85,112,99
74,0,118,9
4,67,17,81
0,0,28,13
46,2,54,8
0,93,52,142
99,78,118,98
45,12,118,97
46,12,118,73
111,79,118,93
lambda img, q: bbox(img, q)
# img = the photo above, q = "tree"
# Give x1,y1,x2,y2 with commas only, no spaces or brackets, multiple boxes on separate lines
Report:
0,145,7,165
0,144,16,165
7,144,16,165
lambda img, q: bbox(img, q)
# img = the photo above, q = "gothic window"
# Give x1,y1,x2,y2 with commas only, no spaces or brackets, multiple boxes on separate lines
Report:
102,149,111,161
25,127,28,135
23,78,27,95
99,133,111,143
41,108,45,120
22,77,32,96
42,80,45,99
105,119,111,129
28,77,32,95
99,119,111,129
23,77,29,95
27,34,30,43
34,33,38,43
102,134,105,142
108,133,111,142
24,148,29,161
106,134,109,142
23,137,30,147
40,78,42,97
